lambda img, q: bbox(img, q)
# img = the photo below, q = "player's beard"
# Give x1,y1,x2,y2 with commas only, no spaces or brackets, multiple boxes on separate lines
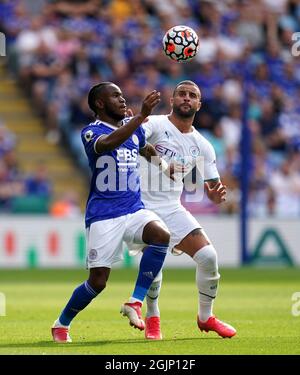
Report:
173,104,196,118
105,104,125,122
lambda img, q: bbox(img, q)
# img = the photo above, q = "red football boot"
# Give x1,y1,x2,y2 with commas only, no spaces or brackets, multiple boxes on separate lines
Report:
145,316,162,340
120,301,145,331
51,327,72,343
197,315,236,338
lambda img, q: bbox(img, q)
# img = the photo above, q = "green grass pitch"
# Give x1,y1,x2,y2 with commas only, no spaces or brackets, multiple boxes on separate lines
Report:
0,267,299,354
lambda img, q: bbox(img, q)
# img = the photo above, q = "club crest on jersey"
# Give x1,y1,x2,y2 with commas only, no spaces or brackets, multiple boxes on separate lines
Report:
190,146,200,157
84,130,94,142
88,249,98,260
132,134,139,145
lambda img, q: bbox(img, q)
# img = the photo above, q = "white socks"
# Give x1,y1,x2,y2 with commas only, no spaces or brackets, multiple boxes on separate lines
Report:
53,319,69,328
146,270,162,317
193,245,220,322
145,246,220,323
128,297,143,304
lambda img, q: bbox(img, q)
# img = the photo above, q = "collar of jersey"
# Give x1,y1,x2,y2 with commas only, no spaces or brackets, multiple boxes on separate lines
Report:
95,119,119,130
166,115,195,135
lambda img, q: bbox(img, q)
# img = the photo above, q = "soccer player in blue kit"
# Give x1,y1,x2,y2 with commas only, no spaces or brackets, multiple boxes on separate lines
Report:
51,82,171,343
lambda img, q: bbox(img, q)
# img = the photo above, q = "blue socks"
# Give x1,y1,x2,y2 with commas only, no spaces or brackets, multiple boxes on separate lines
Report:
59,281,98,326
132,243,168,302
58,244,168,326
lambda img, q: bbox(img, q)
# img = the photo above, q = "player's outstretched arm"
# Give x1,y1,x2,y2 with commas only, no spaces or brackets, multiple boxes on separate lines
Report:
95,91,160,153
139,143,166,170
204,179,227,204
139,143,185,181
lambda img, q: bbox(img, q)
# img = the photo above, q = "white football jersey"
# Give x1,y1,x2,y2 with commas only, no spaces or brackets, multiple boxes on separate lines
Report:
140,115,220,210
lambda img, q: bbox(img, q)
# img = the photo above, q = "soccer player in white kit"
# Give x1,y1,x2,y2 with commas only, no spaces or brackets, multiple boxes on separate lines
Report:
140,81,236,339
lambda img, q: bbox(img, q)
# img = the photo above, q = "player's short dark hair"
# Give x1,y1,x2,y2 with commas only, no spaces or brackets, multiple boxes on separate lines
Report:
88,82,113,116
173,80,199,96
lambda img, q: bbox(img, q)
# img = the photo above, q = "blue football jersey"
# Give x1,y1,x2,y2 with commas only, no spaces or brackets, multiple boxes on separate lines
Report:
81,119,146,227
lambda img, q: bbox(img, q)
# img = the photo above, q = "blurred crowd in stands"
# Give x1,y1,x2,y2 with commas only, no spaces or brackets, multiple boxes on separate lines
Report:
0,120,81,216
1,0,300,217
0,119,51,211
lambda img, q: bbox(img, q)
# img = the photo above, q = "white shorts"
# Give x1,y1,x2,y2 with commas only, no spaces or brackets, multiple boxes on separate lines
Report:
86,209,164,268
145,204,202,255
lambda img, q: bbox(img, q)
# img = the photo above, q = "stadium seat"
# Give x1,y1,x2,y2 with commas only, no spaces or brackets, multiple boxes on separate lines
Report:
11,196,50,214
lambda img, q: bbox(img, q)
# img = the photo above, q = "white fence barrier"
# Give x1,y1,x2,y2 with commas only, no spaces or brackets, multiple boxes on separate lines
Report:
0,216,299,268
